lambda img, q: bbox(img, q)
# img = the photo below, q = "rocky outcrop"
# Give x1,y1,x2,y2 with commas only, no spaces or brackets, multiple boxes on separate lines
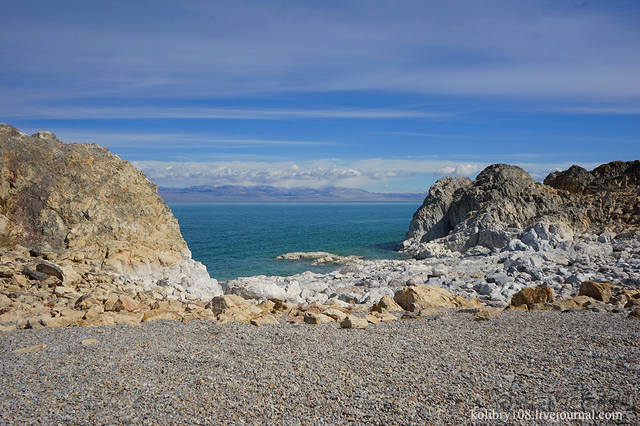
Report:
402,161,640,257
0,124,222,301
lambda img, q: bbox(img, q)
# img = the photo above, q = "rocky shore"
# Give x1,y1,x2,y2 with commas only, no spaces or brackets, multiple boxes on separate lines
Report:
1,125,639,333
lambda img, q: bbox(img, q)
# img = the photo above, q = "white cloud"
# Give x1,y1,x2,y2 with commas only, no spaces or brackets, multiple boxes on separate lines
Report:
134,157,599,190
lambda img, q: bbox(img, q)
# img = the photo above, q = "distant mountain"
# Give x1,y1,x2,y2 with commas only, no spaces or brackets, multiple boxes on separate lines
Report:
159,185,425,202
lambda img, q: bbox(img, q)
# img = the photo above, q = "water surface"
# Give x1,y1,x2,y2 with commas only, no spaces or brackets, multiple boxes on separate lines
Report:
170,202,419,281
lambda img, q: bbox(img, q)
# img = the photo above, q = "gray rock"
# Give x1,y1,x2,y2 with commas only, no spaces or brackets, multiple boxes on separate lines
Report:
22,266,48,281
35,261,64,281
485,271,513,287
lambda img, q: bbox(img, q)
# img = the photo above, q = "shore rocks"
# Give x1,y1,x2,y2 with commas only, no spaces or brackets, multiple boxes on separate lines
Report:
0,124,222,301
402,161,639,257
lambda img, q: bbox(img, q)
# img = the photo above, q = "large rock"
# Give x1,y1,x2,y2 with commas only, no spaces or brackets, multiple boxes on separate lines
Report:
403,161,640,256
578,281,612,303
393,285,478,312
405,177,473,244
510,285,555,307
0,124,222,300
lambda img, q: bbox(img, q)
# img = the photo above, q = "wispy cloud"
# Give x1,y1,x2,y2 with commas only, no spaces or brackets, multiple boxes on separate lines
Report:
548,106,640,115
53,130,330,147
0,106,446,121
374,131,442,137
1,1,639,104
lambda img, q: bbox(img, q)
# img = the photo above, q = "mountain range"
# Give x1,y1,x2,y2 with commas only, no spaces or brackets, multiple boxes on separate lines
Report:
158,185,425,202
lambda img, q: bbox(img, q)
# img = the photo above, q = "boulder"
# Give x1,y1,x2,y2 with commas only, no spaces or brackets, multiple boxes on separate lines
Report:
250,314,279,326
370,295,403,313
112,296,140,312
578,281,612,302
393,285,477,312
340,315,369,329
510,286,555,307
141,309,183,322
303,312,334,324
35,261,64,281
473,309,500,321
205,295,248,314
323,308,348,322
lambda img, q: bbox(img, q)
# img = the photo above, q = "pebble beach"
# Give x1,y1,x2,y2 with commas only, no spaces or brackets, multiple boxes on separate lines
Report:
2,310,639,424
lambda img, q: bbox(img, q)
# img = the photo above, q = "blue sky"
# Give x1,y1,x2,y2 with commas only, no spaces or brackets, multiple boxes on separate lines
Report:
1,0,639,192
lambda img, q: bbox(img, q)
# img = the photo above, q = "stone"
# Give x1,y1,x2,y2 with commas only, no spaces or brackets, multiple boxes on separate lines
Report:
75,294,102,310
111,312,143,325
14,344,46,354
250,314,279,326
112,296,140,312
323,308,348,322
340,315,369,329
473,309,500,321
579,281,612,302
35,261,64,281
84,304,105,320
510,286,555,307
393,285,477,312
365,314,381,324
141,309,183,322
22,266,48,281
370,295,403,313
206,295,247,315
303,312,334,324
81,338,99,345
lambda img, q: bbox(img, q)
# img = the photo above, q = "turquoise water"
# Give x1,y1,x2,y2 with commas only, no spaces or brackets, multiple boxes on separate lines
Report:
170,203,420,281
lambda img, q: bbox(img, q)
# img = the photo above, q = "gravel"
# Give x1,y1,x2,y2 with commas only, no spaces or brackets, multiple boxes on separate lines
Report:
1,311,639,424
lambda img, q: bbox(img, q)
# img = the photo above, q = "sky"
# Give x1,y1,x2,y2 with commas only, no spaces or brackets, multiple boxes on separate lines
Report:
1,0,639,192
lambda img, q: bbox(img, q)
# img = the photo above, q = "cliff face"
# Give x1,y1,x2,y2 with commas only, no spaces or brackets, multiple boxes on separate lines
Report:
0,124,221,300
403,161,640,257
